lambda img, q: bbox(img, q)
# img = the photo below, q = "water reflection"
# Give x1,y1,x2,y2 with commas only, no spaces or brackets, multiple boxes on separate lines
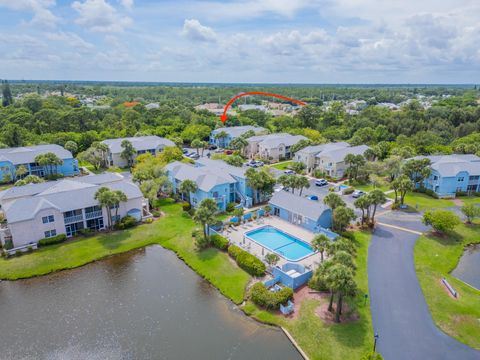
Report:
452,244,480,290
0,246,301,360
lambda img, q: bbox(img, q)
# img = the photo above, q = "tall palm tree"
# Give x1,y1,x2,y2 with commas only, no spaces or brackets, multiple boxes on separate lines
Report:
311,234,330,262
94,187,115,230
297,176,310,196
367,189,386,223
354,196,371,225
323,192,346,210
120,140,137,167
191,139,203,155
113,190,128,224
326,264,357,322
178,179,198,205
193,198,218,240
214,131,229,147
229,136,248,155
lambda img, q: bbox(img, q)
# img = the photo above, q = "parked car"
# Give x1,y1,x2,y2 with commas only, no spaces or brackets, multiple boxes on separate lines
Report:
284,170,295,175
224,150,233,155
189,153,200,159
352,190,366,198
315,179,328,187
306,195,319,201
182,148,189,154
207,144,217,150
246,160,264,168
214,149,224,153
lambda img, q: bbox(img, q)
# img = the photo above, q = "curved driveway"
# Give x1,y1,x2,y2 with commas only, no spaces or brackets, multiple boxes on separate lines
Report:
368,211,480,360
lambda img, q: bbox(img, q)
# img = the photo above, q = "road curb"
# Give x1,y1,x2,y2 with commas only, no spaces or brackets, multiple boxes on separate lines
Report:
282,327,310,360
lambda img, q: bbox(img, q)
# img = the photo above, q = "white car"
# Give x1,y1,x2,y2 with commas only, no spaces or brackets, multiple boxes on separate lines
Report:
284,170,295,175
315,179,328,187
352,190,366,198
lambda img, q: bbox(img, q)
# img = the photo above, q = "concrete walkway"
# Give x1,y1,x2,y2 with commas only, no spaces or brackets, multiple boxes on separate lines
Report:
369,213,480,360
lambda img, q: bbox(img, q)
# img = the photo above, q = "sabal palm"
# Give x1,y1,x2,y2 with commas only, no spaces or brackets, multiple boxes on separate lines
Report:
311,234,330,262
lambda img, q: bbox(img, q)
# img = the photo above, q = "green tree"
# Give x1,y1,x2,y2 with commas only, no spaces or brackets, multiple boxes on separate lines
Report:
2,123,26,147
225,155,244,167
423,210,461,234
120,140,136,167
290,161,306,174
191,138,203,155
460,204,480,224
311,233,330,262
323,192,346,210
402,158,431,188
265,253,280,267
367,189,386,223
332,206,356,232
94,187,116,230
326,263,357,322
384,155,403,182
14,175,44,186
15,165,28,179
296,175,310,196
193,198,218,241
344,154,366,181
229,136,248,154
157,146,184,163
178,179,198,205
64,141,78,156
354,196,371,225
391,175,414,205
35,152,63,176
246,167,276,204
2,80,13,107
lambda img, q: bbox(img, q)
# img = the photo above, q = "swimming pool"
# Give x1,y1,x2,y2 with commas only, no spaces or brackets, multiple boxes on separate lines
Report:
245,226,315,262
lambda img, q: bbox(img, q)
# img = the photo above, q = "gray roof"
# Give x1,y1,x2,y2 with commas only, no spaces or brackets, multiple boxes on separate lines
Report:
166,161,236,192
211,126,265,138
297,142,350,155
415,154,480,177
316,144,370,162
195,158,247,178
249,133,307,149
102,136,174,154
269,190,330,220
3,174,142,224
0,144,73,165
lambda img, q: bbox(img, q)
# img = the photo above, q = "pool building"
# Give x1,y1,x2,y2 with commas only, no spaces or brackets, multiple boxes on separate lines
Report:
268,190,335,236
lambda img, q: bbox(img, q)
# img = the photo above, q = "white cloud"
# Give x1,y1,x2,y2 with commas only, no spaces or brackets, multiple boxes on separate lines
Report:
0,0,59,28
45,31,95,50
182,19,217,42
119,0,133,11
72,0,132,32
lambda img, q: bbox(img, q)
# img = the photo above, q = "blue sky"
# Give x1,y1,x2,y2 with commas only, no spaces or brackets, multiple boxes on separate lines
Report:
0,0,479,83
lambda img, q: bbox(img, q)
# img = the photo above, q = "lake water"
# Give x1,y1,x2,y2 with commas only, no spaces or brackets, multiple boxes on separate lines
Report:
0,246,301,360
452,244,480,290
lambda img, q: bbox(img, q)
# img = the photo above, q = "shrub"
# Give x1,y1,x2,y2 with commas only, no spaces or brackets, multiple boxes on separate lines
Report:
226,202,236,213
423,210,461,234
343,187,354,195
235,251,266,276
192,228,202,238
195,234,210,249
151,210,161,218
114,215,137,230
339,231,355,241
38,234,67,247
210,234,229,251
455,191,468,197
182,202,191,212
415,187,439,199
228,244,243,259
79,228,94,237
249,282,294,310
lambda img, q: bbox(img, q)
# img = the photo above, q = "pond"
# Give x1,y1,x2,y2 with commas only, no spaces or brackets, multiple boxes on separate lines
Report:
0,246,302,360
452,244,480,290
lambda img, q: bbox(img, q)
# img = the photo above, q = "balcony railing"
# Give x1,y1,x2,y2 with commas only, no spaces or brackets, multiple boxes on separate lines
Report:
64,214,84,224
85,210,103,220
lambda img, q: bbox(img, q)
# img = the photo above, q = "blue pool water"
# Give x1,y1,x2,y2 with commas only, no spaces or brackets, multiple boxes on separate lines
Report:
245,226,314,261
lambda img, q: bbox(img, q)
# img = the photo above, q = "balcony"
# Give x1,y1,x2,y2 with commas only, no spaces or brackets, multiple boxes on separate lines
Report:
85,210,103,220
64,214,84,224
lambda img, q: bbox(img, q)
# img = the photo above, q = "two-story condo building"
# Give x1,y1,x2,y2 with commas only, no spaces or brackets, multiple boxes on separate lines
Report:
246,133,307,161
209,126,265,149
416,154,480,197
0,173,148,249
0,145,79,183
166,158,267,211
294,142,369,179
102,136,175,167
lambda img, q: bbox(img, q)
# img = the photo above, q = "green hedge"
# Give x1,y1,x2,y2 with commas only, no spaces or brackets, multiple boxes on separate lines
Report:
249,282,293,310
343,187,355,195
114,215,137,230
415,187,439,199
228,244,265,276
38,234,67,247
210,234,229,251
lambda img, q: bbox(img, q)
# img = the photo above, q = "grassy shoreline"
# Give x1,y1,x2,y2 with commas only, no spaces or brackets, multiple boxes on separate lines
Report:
414,221,480,349
0,199,250,304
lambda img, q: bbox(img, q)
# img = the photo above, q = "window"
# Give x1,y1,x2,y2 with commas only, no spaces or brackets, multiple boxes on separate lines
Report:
433,175,438,180
457,177,464,182
44,229,57,238
42,215,55,224
213,191,219,198
469,176,479,181
109,204,119,210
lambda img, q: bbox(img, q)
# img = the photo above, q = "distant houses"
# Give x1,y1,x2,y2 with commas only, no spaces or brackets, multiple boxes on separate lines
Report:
0,173,148,249
416,154,480,197
209,126,265,148
102,136,175,167
0,145,79,183
268,190,334,235
166,158,267,211
246,133,307,161
294,142,370,178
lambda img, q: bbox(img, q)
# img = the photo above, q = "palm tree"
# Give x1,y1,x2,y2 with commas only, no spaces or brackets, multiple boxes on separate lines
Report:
120,140,136,167
15,165,28,179
326,263,357,322
296,176,310,196
229,136,248,154
193,198,218,240
178,179,198,205
191,138,203,155
265,253,280,267
94,187,115,230
214,131,229,147
367,189,386,224
354,196,371,225
311,234,330,262
35,152,63,176
323,192,346,210
113,190,128,224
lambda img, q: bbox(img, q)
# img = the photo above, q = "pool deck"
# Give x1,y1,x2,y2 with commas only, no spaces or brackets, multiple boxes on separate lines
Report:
220,216,322,269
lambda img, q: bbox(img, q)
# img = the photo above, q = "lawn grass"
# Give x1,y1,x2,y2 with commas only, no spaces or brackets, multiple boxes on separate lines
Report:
459,196,480,206
414,221,480,349
0,199,250,304
243,231,374,360
0,183,13,191
270,160,293,170
353,183,389,193
387,191,455,211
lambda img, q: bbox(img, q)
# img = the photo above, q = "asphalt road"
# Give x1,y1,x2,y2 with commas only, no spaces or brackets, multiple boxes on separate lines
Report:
369,213,480,360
